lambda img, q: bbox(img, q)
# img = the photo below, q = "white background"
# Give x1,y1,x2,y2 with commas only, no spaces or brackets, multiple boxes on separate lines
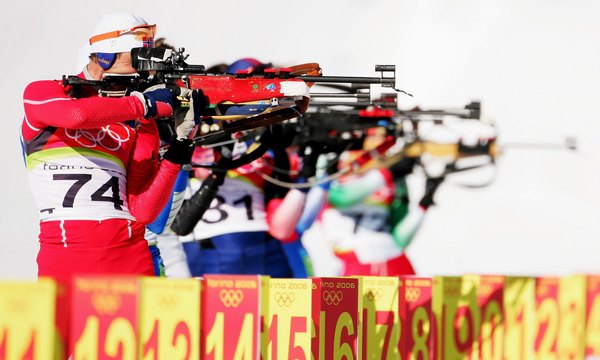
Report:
1,0,599,278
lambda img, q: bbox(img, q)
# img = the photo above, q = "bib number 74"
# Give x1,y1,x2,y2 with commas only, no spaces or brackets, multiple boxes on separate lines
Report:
53,173,123,210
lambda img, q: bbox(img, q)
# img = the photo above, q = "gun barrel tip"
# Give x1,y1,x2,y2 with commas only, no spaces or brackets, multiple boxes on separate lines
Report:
375,65,396,72
565,136,577,151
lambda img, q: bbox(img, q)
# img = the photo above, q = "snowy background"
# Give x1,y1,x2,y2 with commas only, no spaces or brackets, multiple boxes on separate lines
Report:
1,0,599,278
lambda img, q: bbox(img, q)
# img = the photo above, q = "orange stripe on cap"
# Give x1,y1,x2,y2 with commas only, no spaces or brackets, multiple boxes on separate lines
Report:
89,24,156,45
89,30,123,45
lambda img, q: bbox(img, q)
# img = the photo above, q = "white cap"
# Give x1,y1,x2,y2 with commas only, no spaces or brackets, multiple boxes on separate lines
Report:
89,13,155,54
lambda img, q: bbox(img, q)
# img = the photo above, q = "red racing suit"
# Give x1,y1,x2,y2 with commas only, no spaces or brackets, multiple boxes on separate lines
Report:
21,73,180,281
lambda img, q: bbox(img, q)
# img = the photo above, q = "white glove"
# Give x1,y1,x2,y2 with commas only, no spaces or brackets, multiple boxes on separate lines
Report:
144,85,197,140
175,89,199,139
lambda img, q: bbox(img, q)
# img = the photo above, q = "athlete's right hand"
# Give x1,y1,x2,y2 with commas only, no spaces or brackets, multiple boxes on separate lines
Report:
132,87,177,119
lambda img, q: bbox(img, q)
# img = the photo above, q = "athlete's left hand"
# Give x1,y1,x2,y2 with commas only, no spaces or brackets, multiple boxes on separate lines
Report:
175,89,206,140
419,177,444,208
299,144,323,180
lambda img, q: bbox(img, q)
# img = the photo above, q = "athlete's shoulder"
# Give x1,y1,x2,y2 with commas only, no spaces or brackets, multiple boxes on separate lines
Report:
23,79,70,102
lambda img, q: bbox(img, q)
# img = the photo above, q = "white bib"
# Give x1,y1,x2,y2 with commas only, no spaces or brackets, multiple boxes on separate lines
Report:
321,204,402,264
27,149,133,221
180,177,268,242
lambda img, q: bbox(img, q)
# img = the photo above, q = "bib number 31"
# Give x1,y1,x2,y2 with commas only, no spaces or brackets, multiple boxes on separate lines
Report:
202,194,254,224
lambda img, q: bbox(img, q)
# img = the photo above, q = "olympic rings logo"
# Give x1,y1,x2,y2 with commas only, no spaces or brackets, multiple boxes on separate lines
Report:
405,287,422,303
157,294,179,309
7,299,28,313
91,292,122,315
480,284,493,297
323,291,343,306
445,287,461,297
365,288,383,302
275,292,295,307
65,123,132,151
219,289,244,308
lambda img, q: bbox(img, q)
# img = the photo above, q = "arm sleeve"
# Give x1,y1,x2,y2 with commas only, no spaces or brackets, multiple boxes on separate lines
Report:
267,188,307,242
171,172,223,236
328,169,389,208
389,177,410,225
391,175,440,250
264,148,309,241
391,207,426,249
23,80,146,131
147,170,189,234
295,183,329,234
127,118,182,224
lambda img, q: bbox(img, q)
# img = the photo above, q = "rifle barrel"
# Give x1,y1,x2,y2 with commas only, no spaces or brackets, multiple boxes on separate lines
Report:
311,93,371,99
297,75,395,87
399,110,475,118
307,101,373,107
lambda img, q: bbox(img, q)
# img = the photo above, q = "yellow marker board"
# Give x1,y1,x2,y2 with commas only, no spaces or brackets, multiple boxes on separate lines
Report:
432,276,480,360
558,275,586,360
476,275,504,360
534,277,559,360
139,278,200,360
262,278,311,360
259,276,270,360
586,275,600,356
503,277,535,360
0,278,56,360
358,276,400,360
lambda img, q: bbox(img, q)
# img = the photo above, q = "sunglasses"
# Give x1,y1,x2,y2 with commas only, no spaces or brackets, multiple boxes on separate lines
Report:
89,24,156,45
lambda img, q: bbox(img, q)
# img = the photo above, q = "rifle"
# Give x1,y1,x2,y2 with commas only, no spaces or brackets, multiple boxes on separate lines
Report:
63,47,404,146
263,99,497,189
290,98,483,149
289,105,398,153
